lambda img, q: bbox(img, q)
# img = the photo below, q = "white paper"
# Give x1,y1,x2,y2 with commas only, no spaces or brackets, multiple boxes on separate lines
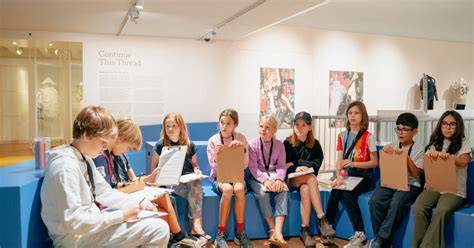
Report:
155,146,187,185
130,186,172,201
127,210,168,222
288,167,315,179
179,173,209,183
317,175,363,191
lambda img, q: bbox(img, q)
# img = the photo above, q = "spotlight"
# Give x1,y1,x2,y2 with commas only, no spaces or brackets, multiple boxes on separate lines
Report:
16,47,23,55
12,41,17,45
54,49,59,55
49,43,53,47
135,0,144,10
130,6,140,23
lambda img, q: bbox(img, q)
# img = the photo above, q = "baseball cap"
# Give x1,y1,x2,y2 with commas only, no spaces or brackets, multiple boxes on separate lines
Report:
293,111,312,125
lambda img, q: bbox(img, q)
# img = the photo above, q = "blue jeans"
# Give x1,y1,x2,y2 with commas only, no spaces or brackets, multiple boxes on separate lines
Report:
248,178,288,218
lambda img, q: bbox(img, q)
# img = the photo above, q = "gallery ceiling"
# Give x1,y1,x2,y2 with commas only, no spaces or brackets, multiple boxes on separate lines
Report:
0,0,472,43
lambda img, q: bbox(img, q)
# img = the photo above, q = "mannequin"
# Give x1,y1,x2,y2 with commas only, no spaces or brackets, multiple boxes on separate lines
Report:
452,78,469,110
419,74,438,110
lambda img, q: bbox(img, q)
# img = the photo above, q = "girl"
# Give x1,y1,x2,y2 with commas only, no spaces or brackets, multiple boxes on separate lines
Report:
248,114,288,247
412,110,472,248
93,118,204,247
207,109,253,248
325,101,378,247
150,113,210,243
283,111,334,247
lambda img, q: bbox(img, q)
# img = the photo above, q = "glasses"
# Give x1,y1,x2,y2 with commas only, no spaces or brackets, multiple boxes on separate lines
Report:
394,128,413,134
441,122,457,129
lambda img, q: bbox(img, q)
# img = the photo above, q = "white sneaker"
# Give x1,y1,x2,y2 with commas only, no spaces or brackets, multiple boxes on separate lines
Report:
343,231,367,248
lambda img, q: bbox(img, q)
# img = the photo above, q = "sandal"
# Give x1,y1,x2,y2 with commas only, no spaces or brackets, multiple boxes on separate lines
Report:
268,231,287,247
191,233,212,243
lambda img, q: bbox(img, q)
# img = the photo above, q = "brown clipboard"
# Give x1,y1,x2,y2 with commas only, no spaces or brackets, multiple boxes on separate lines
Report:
118,181,145,193
424,155,457,195
380,152,409,191
216,146,245,183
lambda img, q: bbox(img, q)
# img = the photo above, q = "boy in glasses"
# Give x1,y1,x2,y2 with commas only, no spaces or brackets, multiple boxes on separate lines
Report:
41,106,170,247
368,112,424,248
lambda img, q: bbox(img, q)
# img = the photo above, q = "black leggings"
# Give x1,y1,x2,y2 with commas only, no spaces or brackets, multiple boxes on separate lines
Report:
325,177,372,232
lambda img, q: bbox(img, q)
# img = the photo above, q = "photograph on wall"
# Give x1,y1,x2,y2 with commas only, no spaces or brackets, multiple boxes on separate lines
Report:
329,70,363,115
260,67,295,129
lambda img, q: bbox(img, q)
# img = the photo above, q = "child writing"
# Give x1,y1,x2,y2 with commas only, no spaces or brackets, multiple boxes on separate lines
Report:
207,109,253,248
94,118,204,247
248,114,288,247
368,113,424,248
412,110,472,248
325,100,378,247
150,112,210,244
41,106,169,247
283,111,334,247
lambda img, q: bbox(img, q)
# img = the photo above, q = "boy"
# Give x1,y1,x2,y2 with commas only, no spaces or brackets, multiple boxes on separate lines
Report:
41,106,170,247
368,112,424,248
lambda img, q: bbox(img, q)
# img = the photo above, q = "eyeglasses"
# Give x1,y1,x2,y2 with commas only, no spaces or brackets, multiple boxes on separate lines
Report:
394,128,413,134
441,122,457,129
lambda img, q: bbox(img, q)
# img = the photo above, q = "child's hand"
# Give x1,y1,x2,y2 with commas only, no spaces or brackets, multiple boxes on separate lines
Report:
141,199,157,211
194,167,202,174
340,160,352,168
215,144,224,154
296,166,309,172
263,180,274,191
229,140,243,148
149,167,161,181
121,205,140,221
274,180,286,193
382,144,394,154
429,151,439,159
394,148,404,155
439,152,450,159
331,177,345,187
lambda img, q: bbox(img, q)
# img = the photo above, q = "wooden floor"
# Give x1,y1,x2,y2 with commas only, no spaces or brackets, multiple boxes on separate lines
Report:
204,236,348,248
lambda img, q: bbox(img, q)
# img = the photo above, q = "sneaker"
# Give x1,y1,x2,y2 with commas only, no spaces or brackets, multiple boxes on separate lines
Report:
214,232,229,248
173,234,206,248
299,226,316,248
343,231,367,248
234,231,254,248
318,215,336,237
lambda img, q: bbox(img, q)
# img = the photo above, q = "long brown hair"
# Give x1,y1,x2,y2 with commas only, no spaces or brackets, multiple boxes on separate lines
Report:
345,101,369,131
425,110,465,154
161,112,190,146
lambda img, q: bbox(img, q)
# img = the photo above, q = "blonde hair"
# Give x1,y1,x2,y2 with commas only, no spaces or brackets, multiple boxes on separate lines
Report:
345,101,369,131
117,118,142,152
161,112,190,146
73,106,117,140
260,114,279,137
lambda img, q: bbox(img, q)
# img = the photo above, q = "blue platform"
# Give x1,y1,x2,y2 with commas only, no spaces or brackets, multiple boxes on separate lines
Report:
1,121,474,247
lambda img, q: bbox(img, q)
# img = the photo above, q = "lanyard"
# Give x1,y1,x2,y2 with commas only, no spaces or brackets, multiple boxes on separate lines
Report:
260,137,274,173
399,141,414,156
219,132,234,145
71,144,96,202
101,151,115,179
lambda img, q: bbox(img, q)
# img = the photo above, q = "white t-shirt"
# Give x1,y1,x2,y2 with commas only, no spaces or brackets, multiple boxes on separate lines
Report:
427,138,472,198
453,80,469,105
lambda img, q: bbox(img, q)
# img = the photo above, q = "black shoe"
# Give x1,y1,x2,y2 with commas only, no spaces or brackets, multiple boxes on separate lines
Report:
318,215,336,237
300,226,316,248
235,231,254,248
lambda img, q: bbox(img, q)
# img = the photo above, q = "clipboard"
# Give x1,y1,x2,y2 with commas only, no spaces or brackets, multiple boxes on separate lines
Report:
155,146,187,185
424,155,457,195
380,152,409,191
318,176,363,191
216,146,245,183
288,167,315,179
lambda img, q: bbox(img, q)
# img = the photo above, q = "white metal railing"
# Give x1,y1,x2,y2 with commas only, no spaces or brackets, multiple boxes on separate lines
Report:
313,115,474,172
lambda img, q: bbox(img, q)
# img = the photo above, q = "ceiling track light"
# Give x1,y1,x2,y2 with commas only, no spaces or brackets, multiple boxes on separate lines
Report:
16,47,23,55
135,0,144,10
130,6,141,23
117,0,145,35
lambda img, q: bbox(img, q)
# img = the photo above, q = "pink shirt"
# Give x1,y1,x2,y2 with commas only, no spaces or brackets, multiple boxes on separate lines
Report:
207,132,249,181
248,137,287,183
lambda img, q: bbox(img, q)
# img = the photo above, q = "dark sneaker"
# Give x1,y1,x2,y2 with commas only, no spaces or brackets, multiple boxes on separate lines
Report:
172,234,206,248
214,232,229,248
318,215,336,237
234,231,254,248
299,226,316,248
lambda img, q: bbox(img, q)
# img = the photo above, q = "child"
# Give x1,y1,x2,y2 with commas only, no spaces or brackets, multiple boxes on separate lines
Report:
325,101,378,247
94,118,204,247
150,113,210,243
283,111,334,247
40,106,170,247
368,113,424,248
412,110,472,248
248,114,288,247
207,109,253,248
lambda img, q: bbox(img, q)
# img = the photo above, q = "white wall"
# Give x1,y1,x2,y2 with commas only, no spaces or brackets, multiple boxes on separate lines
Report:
2,27,473,138
231,26,474,139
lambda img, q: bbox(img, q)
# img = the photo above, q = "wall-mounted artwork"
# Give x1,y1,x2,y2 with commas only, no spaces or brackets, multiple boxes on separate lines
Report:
260,67,295,129
329,70,364,116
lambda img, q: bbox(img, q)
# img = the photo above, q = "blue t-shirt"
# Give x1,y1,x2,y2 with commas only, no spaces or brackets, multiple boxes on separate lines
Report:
93,149,131,188
154,139,196,175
